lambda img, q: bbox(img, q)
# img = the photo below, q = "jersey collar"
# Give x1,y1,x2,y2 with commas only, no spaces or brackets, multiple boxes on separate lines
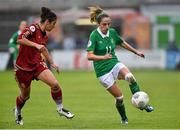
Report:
97,27,109,38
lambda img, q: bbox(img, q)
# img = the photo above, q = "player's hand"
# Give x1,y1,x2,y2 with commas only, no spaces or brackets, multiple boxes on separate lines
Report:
51,63,60,74
104,53,112,60
136,51,145,58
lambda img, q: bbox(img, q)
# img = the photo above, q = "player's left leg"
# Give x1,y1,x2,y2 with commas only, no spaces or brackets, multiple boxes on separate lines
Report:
118,66,154,112
37,69,74,119
118,66,140,94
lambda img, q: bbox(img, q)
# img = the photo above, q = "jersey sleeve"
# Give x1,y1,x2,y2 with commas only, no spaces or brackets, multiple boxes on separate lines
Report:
18,24,36,40
112,29,124,45
86,32,96,52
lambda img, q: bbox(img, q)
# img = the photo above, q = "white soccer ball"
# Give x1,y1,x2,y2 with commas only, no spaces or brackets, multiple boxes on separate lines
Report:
131,91,149,109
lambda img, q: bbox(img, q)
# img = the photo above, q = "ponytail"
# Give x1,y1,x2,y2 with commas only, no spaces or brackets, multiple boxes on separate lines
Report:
88,6,109,24
40,7,57,23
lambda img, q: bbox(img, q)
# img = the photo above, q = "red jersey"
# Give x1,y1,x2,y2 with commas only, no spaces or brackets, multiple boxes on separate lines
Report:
16,23,48,71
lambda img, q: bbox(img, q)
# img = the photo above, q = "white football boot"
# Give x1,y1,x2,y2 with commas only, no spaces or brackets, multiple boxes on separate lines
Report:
121,118,128,125
57,108,74,119
14,107,23,125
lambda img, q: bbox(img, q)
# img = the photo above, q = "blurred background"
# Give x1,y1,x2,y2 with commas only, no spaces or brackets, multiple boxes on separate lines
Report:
0,0,180,71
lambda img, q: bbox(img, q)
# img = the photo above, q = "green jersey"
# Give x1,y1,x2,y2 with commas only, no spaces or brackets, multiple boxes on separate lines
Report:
87,27,123,77
8,30,21,61
8,31,20,48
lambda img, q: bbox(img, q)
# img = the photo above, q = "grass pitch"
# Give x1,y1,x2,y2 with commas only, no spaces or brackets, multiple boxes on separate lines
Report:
0,70,180,129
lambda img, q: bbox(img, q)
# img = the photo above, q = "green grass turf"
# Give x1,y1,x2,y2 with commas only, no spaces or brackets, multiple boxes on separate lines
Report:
0,70,180,129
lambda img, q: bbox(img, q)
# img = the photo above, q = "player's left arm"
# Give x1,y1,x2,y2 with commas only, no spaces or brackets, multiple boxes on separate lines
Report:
40,47,60,73
121,40,145,58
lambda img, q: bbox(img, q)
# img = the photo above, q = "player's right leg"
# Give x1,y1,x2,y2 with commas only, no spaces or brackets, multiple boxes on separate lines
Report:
37,69,74,119
98,68,128,124
14,85,30,125
14,69,31,125
107,84,128,125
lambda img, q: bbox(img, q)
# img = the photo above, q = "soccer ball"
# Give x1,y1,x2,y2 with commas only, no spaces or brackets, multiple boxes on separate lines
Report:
131,91,149,109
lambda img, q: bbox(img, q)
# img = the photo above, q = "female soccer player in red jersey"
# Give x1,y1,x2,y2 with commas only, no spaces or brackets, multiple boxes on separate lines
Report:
14,7,74,125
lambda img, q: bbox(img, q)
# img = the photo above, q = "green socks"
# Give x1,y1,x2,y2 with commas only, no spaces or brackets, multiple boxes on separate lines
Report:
116,100,127,120
129,82,140,94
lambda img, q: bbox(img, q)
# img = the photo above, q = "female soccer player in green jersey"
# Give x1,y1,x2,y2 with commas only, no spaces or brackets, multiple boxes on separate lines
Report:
8,21,27,65
86,6,154,125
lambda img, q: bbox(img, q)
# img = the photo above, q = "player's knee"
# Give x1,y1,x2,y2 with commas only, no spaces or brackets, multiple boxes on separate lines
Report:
50,80,59,88
125,73,136,84
21,95,30,101
51,80,61,92
116,96,124,107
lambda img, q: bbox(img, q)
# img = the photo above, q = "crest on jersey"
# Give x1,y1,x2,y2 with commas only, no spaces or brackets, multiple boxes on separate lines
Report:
87,40,92,47
30,26,35,32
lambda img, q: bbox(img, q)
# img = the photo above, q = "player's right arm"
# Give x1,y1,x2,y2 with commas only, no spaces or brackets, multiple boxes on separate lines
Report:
17,25,44,51
18,36,44,50
86,32,112,61
87,51,112,61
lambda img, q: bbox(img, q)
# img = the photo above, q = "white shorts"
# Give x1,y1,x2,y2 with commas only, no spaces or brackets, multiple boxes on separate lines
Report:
98,62,126,89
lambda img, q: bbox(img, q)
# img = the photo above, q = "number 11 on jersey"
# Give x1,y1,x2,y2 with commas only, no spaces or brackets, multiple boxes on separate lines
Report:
106,46,112,54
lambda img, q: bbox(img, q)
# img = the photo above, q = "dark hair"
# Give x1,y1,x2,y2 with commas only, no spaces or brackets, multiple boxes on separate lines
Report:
88,6,109,24
40,7,57,23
